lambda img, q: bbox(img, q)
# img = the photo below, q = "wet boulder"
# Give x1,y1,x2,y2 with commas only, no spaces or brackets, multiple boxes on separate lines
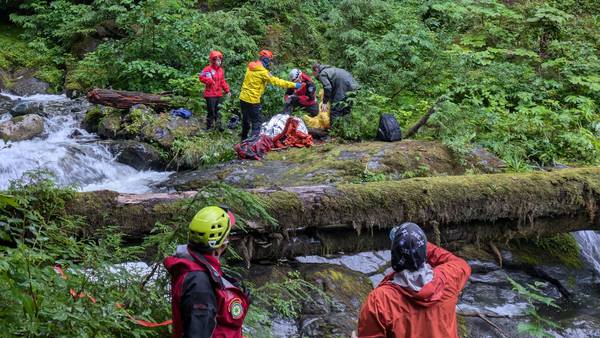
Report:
10,101,45,117
140,115,202,148
5,70,49,96
0,114,44,141
97,111,122,139
297,264,372,337
0,94,15,115
82,105,122,134
99,140,166,170
160,140,507,191
245,263,372,338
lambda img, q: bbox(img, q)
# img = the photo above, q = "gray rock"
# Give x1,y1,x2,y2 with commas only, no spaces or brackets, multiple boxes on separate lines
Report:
10,101,45,117
97,112,122,139
99,140,166,170
10,76,49,96
0,114,44,141
0,94,15,115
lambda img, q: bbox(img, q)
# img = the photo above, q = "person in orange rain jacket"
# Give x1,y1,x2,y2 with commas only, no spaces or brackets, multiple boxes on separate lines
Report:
357,222,471,338
199,50,231,131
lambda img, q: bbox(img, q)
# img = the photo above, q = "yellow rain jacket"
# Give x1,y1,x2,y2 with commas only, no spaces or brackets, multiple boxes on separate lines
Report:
239,61,297,104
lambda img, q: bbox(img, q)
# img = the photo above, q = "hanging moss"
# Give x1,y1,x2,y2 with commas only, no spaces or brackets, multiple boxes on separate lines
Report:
512,233,584,269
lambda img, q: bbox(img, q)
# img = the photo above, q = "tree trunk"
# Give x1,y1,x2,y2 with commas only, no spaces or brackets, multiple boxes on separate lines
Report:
404,98,445,139
86,88,172,110
66,168,600,260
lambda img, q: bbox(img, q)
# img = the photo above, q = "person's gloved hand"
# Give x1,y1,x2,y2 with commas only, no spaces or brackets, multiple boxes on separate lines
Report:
295,82,302,89
320,102,328,112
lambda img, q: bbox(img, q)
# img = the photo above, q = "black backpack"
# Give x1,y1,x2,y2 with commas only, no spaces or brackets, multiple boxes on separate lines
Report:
377,114,402,142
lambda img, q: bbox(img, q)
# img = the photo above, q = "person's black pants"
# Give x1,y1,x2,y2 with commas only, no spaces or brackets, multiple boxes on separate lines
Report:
240,100,262,141
205,97,222,130
330,99,353,126
282,97,318,117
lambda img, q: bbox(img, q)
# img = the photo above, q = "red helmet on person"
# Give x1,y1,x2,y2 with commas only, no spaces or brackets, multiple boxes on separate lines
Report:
259,50,273,59
209,50,223,60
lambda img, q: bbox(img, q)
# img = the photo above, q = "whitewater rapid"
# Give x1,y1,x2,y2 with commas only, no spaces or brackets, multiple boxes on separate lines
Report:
0,93,172,193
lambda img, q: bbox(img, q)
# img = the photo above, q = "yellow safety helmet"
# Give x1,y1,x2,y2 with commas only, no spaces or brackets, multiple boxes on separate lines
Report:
188,206,235,249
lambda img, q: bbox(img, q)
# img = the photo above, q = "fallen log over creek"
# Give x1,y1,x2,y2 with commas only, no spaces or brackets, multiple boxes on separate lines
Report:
67,168,600,261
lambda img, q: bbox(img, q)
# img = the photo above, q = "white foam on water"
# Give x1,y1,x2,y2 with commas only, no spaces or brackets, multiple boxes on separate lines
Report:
1,92,67,102
0,94,172,193
573,231,600,275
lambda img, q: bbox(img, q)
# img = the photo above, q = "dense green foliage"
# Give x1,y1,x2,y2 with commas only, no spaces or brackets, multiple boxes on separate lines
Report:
0,173,315,337
2,0,600,167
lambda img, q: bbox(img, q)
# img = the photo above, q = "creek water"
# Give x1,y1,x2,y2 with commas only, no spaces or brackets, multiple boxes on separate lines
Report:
573,230,600,275
0,93,171,193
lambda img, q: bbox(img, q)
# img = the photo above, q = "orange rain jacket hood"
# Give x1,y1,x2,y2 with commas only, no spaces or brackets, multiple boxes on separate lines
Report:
357,243,471,338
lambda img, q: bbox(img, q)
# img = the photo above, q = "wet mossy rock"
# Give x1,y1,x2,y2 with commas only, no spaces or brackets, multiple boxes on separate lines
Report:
67,168,600,261
298,264,372,337
82,105,123,134
162,140,506,190
83,103,202,147
245,263,372,338
97,110,122,139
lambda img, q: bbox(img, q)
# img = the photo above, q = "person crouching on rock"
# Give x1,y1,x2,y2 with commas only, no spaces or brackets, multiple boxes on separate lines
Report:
282,68,318,116
239,49,301,141
164,206,250,338
199,50,231,131
312,63,358,127
356,222,471,338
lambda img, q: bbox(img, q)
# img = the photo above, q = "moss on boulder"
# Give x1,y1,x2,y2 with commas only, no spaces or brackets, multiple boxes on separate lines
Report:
162,140,506,190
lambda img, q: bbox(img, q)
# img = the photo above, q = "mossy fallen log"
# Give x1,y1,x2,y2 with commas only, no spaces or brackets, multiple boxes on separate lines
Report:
67,168,600,260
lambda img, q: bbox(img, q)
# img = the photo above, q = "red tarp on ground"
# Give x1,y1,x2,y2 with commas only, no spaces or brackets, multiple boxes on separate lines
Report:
235,117,313,160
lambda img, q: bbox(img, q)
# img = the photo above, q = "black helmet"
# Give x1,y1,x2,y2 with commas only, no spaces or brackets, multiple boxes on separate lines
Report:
390,222,428,272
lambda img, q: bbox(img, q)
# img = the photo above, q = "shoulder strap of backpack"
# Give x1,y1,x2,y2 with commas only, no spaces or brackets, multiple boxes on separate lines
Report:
187,248,224,289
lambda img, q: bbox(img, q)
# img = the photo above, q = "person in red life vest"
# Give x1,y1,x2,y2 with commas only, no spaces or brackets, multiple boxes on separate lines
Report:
282,68,318,116
164,206,250,338
199,51,231,131
356,222,471,338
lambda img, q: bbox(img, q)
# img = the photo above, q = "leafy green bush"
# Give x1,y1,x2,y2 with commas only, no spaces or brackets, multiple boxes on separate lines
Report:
0,24,62,91
171,133,237,169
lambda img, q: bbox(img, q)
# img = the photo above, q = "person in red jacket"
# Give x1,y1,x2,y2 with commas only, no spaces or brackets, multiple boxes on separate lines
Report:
356,222,471,338
283,68,318,116
199,50,231,131
164,206,249,338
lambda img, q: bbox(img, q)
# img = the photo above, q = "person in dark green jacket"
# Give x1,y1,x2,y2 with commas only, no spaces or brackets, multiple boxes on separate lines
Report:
312,63,359,126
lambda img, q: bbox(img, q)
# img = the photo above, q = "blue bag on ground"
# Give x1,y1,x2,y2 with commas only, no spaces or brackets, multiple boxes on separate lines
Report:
171,108,192,119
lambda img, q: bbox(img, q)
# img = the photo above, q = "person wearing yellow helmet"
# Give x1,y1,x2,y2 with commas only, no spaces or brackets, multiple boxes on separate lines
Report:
164,206,250,338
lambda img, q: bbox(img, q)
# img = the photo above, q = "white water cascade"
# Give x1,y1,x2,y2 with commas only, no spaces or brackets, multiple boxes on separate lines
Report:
0,93,172,193
573,230,600,275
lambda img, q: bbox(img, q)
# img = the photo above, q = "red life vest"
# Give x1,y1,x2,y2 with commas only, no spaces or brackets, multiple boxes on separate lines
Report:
164,248,249,338
285,73,317,107
199,64,230,98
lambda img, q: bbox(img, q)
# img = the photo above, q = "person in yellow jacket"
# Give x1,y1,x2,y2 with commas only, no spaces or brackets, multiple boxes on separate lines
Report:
239,50,300,141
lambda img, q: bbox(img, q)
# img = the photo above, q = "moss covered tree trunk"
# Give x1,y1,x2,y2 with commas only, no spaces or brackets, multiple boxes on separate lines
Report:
67,168,600,260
